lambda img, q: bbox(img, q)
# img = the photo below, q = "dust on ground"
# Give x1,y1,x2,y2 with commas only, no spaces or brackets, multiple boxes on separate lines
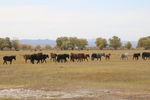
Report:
0,88,150,100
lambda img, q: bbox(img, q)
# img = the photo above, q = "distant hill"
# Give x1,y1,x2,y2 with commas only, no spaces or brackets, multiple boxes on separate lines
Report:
20,39,137,48
20,39,56,47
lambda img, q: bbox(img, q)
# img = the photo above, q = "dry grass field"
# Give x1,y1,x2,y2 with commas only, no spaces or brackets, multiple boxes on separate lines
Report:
0,50,150,100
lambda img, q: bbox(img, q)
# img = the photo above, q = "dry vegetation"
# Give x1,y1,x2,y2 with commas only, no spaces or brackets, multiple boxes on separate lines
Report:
0,50,150,100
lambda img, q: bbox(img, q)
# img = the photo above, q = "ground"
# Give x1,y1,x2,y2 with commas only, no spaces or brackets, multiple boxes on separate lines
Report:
0,50,149,100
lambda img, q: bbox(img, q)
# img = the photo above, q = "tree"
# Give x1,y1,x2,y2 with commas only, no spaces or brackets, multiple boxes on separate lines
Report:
109,36,122,50
21,44,33,50
0,38,5,50
56,37,69,50
69,37,78,50
76,38,88,50
35,45,41,50
44,44,52,50
138,36,150,49
95,38,107,50
5,37,12,50
12,40,20,51
56,37,88,50
125,41,132,49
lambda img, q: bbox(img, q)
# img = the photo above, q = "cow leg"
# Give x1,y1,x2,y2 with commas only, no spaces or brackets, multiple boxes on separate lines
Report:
3,61,6,64
44,59,47,63
100,57,101,61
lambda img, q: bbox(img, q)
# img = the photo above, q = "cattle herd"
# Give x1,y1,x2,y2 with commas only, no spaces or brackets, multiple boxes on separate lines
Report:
2,52,150,64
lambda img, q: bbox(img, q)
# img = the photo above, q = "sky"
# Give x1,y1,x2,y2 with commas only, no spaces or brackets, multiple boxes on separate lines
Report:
0,0,150,41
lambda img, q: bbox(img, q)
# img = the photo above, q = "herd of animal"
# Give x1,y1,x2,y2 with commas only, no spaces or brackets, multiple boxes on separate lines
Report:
2,52,150,64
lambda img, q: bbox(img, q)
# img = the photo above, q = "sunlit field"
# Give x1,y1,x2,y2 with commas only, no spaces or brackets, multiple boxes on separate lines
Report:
0,50,150,100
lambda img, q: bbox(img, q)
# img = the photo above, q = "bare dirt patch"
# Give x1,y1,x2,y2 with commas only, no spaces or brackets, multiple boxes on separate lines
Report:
0,88,129,100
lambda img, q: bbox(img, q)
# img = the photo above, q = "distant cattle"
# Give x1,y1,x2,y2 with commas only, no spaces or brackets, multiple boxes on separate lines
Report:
41,54,49,63
83,54,90,61
91,53,105,61
30,53,49,64
142,52,150,60
70,53,90,62
133,53,140,60
57,54,69,63
105,53,111,60
23,54,31,63
70,53,78,62
50,53,57,62
121,53,128,60
3,56,16,64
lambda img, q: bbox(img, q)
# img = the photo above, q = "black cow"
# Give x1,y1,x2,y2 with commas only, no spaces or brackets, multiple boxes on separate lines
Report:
133,53,140,60
142,52,150,60
41,54,49,63
57,54,69,63
3,56,16,64
30,53,49,64
91,53,105,61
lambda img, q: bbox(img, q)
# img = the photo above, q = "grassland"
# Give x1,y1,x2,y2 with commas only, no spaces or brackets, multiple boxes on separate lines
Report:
0,50,150,100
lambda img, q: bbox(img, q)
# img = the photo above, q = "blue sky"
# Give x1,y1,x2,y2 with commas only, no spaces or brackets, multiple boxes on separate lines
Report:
0,0,150,40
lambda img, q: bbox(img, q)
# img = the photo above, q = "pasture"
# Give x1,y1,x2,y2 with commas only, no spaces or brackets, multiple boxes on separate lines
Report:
0,50,150,100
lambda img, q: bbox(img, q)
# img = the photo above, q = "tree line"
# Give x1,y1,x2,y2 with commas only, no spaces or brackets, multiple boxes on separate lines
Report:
0,36,149,50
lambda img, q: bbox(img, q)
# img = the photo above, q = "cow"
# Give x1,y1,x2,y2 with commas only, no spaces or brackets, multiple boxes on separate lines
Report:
133,53,140,60
121,53,128,60
70,53,78,62
77,53,85,62
57,54,69,63
30,53,49,64
142,52,150,60
41,54,49,63
3,56,16,64
91,53,105,61
83,54,90,61
105,53,111,60
50,53,57,62
23,54,31,63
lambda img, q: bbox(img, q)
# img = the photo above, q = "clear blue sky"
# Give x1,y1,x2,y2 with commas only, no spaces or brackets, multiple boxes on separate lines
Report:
0,0,150,40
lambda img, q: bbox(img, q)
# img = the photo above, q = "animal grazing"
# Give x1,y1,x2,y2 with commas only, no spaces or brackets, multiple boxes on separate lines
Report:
133,53,140,60
121,53,128,60
91,53,105,61
50,53,57,62
105,53,111,60
142,52,150,60
30,53,49,64
3,56,16,64
57,54,69,63
23,54,31,63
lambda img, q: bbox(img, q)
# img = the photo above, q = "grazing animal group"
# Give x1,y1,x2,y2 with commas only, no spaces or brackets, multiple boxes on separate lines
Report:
2,52,150,64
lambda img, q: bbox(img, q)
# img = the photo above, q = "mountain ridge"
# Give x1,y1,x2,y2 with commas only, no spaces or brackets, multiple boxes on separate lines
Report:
20,39,137,48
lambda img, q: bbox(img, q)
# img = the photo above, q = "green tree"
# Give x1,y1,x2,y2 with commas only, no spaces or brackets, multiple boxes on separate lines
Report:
138,36,150,49
12,40,20,51
56,37,88,50
125,41,132,49
0,38,5,50
44,44,52,50
5,37,12,50
109,36,122,50
95,38,107,50
56,37,69,50
76,38,88,50
69,37,78,50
